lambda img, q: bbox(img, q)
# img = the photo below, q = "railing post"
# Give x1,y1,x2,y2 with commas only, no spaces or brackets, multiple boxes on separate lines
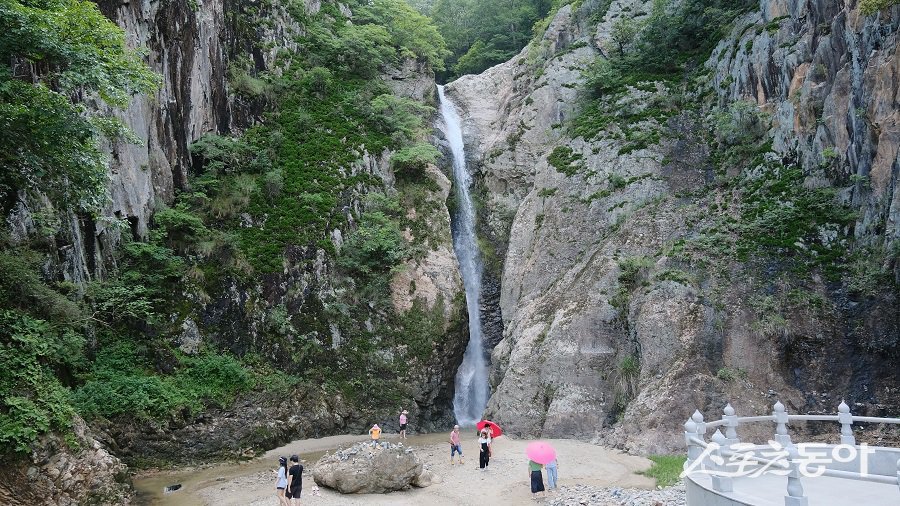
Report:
773,401,792,447
838,400,855,446
723,403,740,447
684,417,700,470
693,409,707,440
784,445,808,506
896,459,899,494
710,430,733,493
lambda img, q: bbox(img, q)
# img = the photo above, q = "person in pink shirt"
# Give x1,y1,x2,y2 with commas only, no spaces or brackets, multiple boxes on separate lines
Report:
449,424,464,465
399,409,409,439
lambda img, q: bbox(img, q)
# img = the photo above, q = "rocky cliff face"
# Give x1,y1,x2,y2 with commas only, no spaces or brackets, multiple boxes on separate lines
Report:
0,416,130,506
3,0,464,501
448,0,899,453
712,0,900,247
83,0,464,462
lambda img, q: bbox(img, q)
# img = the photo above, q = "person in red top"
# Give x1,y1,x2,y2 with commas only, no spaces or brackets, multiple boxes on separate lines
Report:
449,424,464,465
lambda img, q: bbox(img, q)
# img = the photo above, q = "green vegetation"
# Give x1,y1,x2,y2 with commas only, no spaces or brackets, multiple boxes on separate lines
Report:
860,0,900,15
0,0,158,215
74,345,254,420
586,0,757,97
611,353,640,422
391,143,441,175
716,367,747,382
575,0,758,143
0,310,81,453
426,0,555,79
0,0,455,457
618,256,652,286
0,0,160,453
548,146,585,176
640,455,687,487
338,195,409,293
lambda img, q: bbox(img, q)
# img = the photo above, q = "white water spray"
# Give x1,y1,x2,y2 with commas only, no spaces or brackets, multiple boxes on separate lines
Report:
437,85,489,425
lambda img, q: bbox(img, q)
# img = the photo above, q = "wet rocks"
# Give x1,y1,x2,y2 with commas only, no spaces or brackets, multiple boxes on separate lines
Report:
312,441,429,494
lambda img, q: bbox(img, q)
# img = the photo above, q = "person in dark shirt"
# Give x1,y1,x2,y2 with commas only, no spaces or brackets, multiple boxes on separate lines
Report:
286,454,303,505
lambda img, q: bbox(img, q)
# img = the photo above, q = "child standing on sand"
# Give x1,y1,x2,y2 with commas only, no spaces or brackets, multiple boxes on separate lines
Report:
369,424,382,447
478,429,491,469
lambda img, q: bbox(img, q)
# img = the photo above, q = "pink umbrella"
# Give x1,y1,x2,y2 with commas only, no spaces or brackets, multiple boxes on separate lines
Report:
525,441,557,465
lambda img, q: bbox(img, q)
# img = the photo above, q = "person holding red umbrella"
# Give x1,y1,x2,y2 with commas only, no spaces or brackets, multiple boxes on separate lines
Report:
476,420,502,461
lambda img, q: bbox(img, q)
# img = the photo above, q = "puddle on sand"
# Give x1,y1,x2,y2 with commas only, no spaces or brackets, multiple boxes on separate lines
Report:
133,432,453,505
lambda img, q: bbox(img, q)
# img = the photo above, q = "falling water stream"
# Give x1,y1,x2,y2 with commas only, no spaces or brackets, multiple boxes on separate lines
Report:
437,85,489,425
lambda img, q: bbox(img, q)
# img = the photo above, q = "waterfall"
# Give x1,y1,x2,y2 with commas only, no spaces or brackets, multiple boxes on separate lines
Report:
437,85,490,426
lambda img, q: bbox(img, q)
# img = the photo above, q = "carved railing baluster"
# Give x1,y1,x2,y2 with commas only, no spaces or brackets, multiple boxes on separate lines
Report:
773,401,792,447
838,400,855,446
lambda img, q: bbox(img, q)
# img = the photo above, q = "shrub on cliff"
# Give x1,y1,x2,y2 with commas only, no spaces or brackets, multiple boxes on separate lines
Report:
390,144,441,178
860,0,900,15
338,197,409,289
73,343,254,421
0,310,82,454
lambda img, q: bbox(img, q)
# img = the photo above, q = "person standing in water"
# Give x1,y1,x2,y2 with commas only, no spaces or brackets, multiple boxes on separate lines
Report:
399,409,409,439
449,424,464,465
528,459,546,500
546,458,558,491
286,455,303,505
478,429,491,469
274,456,289,506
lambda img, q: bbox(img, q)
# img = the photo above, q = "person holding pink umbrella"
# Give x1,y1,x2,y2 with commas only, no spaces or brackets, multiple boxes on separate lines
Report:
525,441,556,499
528,459,545,499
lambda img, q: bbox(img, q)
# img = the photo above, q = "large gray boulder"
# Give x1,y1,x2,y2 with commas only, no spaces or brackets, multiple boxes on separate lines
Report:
312,442,432,494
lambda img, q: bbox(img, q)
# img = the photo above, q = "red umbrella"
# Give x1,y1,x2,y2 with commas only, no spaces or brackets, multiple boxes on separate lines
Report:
525,441,557,464
476,420,503,437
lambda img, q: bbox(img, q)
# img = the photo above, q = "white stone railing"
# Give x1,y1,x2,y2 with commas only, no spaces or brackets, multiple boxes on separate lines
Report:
683,401,900,505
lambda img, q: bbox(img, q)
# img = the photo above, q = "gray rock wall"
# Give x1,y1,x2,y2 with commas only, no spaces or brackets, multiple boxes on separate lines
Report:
711,0,900,251
447,0,900,453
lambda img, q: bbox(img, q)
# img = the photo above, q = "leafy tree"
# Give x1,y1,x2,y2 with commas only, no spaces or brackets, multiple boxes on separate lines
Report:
611,17,641,56
390,143,441,180
453,39,512,77
430,0,553,79
0,0,158,214
354,0,450,71
338,195,408,285
370,94,434,142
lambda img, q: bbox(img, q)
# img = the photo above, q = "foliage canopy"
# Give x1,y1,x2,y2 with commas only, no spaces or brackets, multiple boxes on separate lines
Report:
0,0,157,214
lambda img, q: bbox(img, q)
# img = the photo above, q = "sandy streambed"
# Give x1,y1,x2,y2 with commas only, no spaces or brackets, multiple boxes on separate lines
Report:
134,432,654,505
